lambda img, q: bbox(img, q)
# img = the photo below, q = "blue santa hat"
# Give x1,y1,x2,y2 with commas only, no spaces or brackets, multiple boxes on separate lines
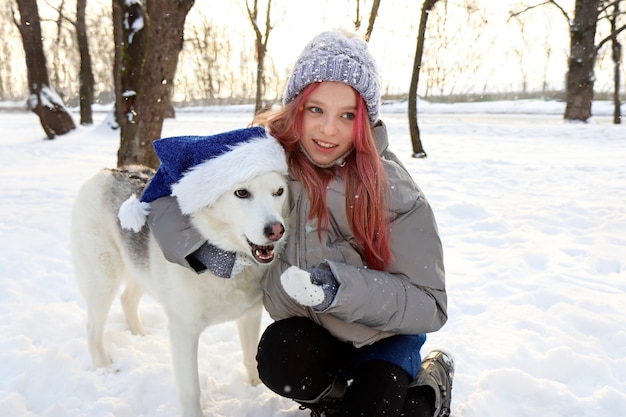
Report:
118,126,288,232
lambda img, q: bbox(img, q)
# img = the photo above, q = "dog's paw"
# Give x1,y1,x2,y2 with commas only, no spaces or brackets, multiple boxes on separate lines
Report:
248,375,262,387
92,353,113,369
243,362,261,386
280,266,325,307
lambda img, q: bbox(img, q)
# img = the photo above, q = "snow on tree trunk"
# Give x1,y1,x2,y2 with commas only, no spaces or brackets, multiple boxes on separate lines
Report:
28,86,76,139
113,0,194,169
15,0,76,139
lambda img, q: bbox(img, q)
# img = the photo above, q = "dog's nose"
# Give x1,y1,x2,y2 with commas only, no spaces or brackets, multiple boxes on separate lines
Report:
265,222,285,241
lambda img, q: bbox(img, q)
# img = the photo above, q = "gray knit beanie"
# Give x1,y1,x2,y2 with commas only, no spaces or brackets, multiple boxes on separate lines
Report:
283,30,381,124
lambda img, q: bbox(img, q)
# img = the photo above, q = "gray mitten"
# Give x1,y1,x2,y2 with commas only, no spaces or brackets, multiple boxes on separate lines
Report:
189,241,252,278
280,264,339,311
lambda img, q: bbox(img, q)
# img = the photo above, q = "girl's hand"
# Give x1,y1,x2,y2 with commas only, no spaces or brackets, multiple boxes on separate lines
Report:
280,264,338,311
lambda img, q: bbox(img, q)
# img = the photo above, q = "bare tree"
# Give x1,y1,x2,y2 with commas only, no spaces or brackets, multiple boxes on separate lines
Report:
183,18,219,103
421,1,456,98
540,32,554,98
509,14,531,94
563,0,601,121
113,0,195,168
47,0,97,125
520,0,626,122
558,0,626,122
88,6,115,103
605,0,623,124
246,0,274,115
0,6,23,100
364,0,381,42
12,0,76,139
408,0,440,158
352,0,382,42
422,0,490,99
43,0,68,102
76,0,95,124
353,0,364,31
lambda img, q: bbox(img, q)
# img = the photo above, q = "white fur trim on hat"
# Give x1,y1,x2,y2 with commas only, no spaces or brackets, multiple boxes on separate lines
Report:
171,135,288,214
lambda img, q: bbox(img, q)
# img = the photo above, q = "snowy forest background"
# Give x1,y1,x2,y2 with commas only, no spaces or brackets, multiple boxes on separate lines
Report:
5,0,625,168
1,1,626,416
3,0,626,111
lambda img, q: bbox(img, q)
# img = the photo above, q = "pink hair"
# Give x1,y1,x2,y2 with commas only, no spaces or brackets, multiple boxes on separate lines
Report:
253,83,391,270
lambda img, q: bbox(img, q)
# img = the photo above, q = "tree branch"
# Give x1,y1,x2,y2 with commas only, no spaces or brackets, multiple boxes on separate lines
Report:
41,0,77,28
263,0,272,48
596,22,626,52
508,1,568,22
364,0,381,42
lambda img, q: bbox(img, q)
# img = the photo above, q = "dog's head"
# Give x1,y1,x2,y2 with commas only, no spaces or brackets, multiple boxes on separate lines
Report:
117,128,290,266
189,171,288,265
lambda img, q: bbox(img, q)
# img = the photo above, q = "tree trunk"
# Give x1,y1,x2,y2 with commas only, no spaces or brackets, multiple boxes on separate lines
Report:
612,41,621,124
363,0,381,42
610,1,621,125
255,44,266,115
408,0,439,158
114,0,195,168
76,0,94,125
247,0,273,115
563,0,600,122
15,0,75,139
113,0,145,156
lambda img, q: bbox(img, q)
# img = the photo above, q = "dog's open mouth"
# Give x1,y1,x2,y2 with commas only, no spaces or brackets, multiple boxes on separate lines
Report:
247,239,275,264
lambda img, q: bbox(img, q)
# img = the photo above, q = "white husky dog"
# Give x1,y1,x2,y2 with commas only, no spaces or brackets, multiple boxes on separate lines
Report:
71,129,288,417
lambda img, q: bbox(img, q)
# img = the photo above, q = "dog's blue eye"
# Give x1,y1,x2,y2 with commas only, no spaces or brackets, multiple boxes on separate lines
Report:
234,189,250,198
274,187,284,197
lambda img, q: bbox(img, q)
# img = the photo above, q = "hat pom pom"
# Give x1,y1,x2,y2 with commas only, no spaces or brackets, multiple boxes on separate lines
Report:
118,194,151,232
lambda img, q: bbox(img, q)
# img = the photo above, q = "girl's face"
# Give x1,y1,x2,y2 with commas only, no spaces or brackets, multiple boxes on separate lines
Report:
300,81,357,166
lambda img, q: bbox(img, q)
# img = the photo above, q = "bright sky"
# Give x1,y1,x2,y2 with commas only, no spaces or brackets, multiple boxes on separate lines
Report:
190,0,576,96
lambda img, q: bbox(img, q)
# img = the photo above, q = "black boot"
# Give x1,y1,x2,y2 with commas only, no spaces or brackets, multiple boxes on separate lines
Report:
410,350,454,417
296,377,347,417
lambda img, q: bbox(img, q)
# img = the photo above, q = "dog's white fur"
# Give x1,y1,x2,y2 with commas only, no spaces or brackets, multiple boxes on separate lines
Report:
71,167,287,417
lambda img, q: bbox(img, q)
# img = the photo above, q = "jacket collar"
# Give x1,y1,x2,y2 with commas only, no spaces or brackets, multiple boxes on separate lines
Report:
372,120,389,156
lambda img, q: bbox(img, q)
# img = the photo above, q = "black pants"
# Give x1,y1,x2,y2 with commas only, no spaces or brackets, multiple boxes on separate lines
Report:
256,317,434,416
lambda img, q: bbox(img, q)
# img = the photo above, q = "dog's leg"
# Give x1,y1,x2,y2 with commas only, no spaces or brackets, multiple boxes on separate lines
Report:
75,246,123,369
236,301,263,386
86,297,116,368
81,266,121,369
168,321,204,417
120,279,147,336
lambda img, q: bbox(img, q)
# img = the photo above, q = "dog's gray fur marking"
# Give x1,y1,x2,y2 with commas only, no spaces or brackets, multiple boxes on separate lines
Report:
107,166,154,267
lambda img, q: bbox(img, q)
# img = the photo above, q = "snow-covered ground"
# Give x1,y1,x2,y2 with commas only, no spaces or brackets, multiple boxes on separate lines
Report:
0,100,624,417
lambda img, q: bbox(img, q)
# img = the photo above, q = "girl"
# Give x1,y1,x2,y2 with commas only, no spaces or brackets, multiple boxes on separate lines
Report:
251,30,453,417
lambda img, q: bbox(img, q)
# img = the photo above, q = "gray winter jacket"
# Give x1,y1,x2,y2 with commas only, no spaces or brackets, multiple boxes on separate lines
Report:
148,121,447,348
262,122,447,348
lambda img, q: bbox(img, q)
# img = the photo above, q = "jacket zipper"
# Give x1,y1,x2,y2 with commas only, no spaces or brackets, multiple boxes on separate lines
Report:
295,189,306,270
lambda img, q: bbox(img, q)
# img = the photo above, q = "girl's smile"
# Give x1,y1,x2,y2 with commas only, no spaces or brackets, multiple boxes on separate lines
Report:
300,81,357,166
